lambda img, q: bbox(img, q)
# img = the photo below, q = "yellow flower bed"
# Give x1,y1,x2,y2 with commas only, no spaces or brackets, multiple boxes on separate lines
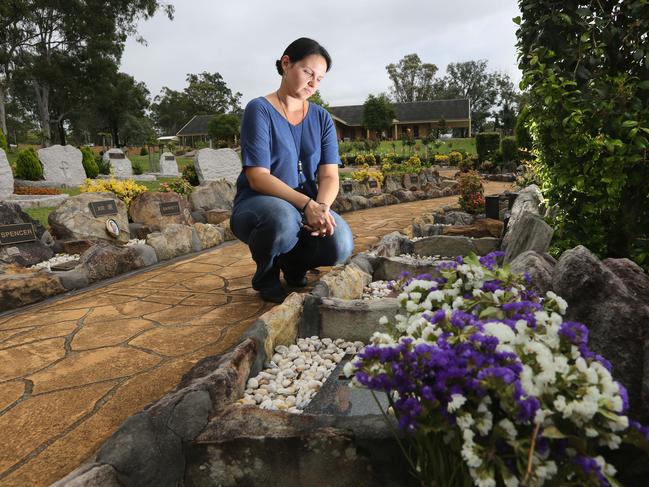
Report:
80,178,148,207
351,163,384,185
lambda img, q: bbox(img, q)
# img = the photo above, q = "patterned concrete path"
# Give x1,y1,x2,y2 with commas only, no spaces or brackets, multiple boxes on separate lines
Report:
0,180,511,486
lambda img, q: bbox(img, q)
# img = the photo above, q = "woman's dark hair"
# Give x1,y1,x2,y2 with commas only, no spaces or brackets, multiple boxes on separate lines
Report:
275,37,332,76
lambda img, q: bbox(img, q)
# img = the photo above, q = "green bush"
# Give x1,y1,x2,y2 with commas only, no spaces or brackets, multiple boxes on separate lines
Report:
139,147,148,156
518,0,649,265
80,147,99,178
131,159,143,175
0,129,7,152
475,132,500,162
501,136,519,164
515,105,533,149
181,163,199,186
96,154,110,175
15,147,43,180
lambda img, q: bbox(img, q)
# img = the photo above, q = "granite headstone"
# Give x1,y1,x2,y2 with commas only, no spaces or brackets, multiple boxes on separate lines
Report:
0,148,13,199
102,148,133,178
194,148,241,185
160,152,180,176
37,145,86,186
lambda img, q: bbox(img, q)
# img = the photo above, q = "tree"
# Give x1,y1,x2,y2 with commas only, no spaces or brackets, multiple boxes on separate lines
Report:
208,113,240,147
362,94,395,137
308,90,329,110
2,0,173,146
150,87,190,136
386,54,438,102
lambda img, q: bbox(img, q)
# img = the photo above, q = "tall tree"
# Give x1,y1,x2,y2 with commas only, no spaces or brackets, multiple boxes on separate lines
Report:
386,54,438,103
308,90,329,110
150,87,190,136
362,94,395,137
3,0,173,146
208,113,240,147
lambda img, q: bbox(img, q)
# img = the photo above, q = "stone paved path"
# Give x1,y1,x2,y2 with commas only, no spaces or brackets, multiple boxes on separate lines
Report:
0,180,511,486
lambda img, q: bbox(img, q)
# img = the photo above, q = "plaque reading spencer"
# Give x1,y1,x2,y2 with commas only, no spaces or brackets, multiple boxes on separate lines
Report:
342,183,353,193
109,152,126,159
89,200,118,217
0,223,36,245
160,201,181,216
165,155,175,161
368,180,378,188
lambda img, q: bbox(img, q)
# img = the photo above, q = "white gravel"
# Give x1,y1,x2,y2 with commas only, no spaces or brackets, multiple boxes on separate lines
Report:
30,253,80,271
396,253,444,264
126,239,146,246
238,336,364,413
361,280,395,300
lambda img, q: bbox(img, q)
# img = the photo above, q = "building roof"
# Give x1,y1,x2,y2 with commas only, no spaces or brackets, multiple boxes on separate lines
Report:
329,99,470,126
176,114,215,136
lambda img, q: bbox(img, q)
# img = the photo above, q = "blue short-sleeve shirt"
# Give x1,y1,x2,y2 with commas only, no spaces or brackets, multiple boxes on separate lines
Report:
233,97,340,206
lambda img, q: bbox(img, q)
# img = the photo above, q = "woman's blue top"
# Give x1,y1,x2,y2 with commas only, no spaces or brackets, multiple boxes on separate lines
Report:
233,96,340,206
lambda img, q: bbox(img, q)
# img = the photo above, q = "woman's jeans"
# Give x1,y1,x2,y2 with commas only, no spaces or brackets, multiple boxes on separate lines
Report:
230,195,354,290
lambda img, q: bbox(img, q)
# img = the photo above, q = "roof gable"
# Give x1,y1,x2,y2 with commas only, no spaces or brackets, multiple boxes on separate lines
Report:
329,99,470,126
176,114,215,136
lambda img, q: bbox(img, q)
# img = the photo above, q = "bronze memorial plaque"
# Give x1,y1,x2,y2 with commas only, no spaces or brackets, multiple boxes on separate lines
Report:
89,200,118,217
160,201,181,216
342,183,353,193
165,155,175,161
368,180,378,188
0,223,36,245
109,152,126,159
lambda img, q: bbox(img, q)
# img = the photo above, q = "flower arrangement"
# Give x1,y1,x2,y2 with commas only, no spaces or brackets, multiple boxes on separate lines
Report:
80,177,148,207
159,178,194,196
351,163,384,185
448,150,464,165
346,252,649,486
458,170,485,214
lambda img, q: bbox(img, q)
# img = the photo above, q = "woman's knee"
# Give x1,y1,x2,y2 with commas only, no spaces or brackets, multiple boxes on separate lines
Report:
234,196,302,253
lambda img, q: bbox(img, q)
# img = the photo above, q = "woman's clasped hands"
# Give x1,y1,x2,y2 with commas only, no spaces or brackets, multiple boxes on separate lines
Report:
303,200,336,237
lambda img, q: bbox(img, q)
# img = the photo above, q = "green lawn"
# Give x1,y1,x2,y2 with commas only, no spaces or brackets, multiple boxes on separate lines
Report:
377,138,476,156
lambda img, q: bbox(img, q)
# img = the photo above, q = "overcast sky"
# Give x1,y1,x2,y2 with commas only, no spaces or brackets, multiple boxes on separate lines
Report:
120,0,522,108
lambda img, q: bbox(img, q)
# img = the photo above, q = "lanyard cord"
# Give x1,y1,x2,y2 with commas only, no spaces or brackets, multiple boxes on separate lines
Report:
276,91,306,189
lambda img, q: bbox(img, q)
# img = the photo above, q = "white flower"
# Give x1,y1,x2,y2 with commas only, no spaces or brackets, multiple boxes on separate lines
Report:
343,360,356,378
498,418,517,440
483,322,516,344
378,316,389,325
447,393,467,412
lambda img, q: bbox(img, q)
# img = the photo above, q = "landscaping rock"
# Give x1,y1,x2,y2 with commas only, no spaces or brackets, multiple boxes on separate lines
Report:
145,224,195,261
331,196,353,213
413,235,477,257
48,192,130,244
0,202,53,267
503,211,554,263
319,297,399,342
392,189,416,202
442,186,455,197
349,195,371,211
369,193,399,207
50,463,121,487
193,223,223,249
37,144,86,186
403,173,421,191
553,245,649,421
372,255,440,281
129,191,194,231
319,263,371,300
61,239,95,255
259,292,304,358
128,223,151,240
206,209,231,225
442,218,504,238
374,231,413,257
502,184,544,251
339,180,368,197
215,219,236,241
603,258,649,300
383,175,402,193
77,242,156,283
509,250,556,295
191,209,207,223
0,148,14,199
442,211,474,226
194,148,241,185
188,179,236,211
0,270,65,310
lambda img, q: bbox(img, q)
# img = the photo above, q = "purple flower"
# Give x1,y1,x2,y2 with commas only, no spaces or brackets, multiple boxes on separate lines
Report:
575,455,610,486
479,251,505,270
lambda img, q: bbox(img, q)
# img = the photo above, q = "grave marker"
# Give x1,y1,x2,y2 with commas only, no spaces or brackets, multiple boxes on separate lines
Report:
89,200,118,217
159,201,181,216
102,148,133,178
194,148,241,185
37,145,86,186
0,223,36,245
160,151,180,176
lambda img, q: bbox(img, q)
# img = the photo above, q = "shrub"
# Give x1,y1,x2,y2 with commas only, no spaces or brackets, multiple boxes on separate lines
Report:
458,157,475,172
500,136,519,164
514,105,533,149
433,154,450,164
96,154,111,175
80,178,148,207
447,150,463,165
457,170,485,214
139,147,148,156
159,178,194,196
475,132,500,162
131,159,143,175
181,163,199,186
351,164,384,185
0,129,7,152
80,147,99,178
480,160,494,173
15,147,43,181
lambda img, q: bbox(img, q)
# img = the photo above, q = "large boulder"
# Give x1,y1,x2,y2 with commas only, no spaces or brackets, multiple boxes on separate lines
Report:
129,191,194,232
503,211,554,263
508,250,556,295
349,195,371,211
194,148,241,185
374,232,413,257
369,193,399,208
145,224,199,261
553,246,649,421
0,148,14,198
413,235,478,258
382,175,402,193
502,184,544,251
391,189,416,203
73,242,157,284
188,179,235,211
442,218,504,238
0,268,66,310
0,202,53,267
193,223,223,250
48,192,130,244
37,144,86,186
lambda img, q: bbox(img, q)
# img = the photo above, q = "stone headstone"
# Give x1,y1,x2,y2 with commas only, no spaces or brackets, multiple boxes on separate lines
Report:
160,152,180,176
129,191,194,231
366,178,381,196
102,148,133,178
48,192,130,244
0,201,53,266
37,145,86,186
0,148,13,199
188,180,236,211
194,148,241,185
